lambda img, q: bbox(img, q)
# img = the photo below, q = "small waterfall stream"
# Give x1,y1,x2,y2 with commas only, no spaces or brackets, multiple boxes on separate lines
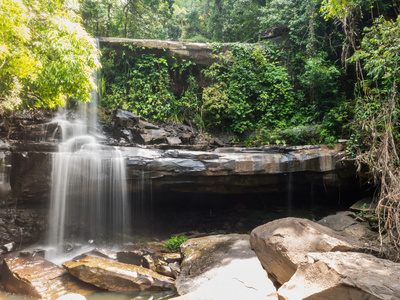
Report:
47,57,130,258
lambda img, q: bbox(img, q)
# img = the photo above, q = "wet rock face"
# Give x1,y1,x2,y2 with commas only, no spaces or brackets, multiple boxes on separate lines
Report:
0,109,56,141
107,110,197,147
1,256,98,299
63,255,175,293
9,151,52,204
0,149,11,199
0,208,47,245
124,144,363,199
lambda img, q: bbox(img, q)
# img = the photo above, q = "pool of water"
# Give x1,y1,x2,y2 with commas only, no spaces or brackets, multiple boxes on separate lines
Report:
0,290,176,300
87,290,176,299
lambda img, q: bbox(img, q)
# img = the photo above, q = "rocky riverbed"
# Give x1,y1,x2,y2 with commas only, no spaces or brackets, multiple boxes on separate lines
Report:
0,108,390,299
0,207,398,300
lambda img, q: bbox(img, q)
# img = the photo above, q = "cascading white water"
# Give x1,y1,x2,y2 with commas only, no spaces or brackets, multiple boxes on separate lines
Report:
0,151,10,198
47,41,130,256
48,133,130,246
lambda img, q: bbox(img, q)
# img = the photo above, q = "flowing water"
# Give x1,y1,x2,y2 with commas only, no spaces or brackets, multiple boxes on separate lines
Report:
47,61,130,258
0,151,10,198
48,128,130,245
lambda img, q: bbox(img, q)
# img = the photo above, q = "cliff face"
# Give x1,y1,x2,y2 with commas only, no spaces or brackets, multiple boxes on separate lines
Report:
98,38,232,67
0,109,365,246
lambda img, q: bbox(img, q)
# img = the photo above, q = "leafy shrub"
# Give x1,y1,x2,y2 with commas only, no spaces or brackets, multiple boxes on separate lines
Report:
298,54,343,121
101,44,200,123
318,99,353,145
257,125,319,146
165,236,188,250
202,44,295,133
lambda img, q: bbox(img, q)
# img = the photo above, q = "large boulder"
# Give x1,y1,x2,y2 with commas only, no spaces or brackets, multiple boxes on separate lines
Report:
173,234,277,300
114,109,140,128
317,211,380,244
140,129,168,144
63,255,175,293
250,217,366,285
278,252,400,300
1,256,98,299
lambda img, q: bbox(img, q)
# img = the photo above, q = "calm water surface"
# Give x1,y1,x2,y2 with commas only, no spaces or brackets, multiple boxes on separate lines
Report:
0,290,176,300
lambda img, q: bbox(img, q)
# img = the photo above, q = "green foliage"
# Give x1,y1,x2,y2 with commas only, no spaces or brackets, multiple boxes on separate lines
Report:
79,0,173,39
351,16,400,97
101,45,200,122
347,15,400,249
203,44,295,133
258,0,347,135
320,0,372,19
318,99,353,144
348,16,400,152
0,0,100,112
165,236,188,250
174,0,262,43
211,0,262,42
298,54,343,121
256,126,319,146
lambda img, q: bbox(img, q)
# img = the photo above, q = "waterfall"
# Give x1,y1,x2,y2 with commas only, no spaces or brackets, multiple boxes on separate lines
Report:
285,153,294,216
47,40,130,256
0,151,10,198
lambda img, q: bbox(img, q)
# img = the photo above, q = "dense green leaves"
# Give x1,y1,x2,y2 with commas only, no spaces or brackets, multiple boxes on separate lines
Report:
0,0,100,111
203,44,295,132
102,43,298,133
351,16,400,95
101,45,200,122
79,0,174,39
346,15,400,250
298,54,342,120
320,0,371,19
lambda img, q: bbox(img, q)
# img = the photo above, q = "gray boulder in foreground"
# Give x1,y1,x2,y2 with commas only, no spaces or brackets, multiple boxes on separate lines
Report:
173,234,277,300
250,217,366,285
278,252,400,300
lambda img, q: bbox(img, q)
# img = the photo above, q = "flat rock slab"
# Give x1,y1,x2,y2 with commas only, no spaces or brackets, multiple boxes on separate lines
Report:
250,217,366,284
1,256,98,300
278,252,400,300
63,255,175,293
173,234,277,300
